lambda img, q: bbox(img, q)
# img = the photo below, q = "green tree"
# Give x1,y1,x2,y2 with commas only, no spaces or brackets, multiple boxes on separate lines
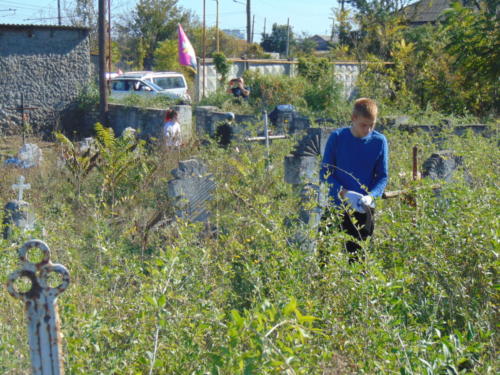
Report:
153,39,182,71
298,56,331,83
66,0,98,51
212,52,230,84
116,0,193,69
344,0,410,59
261,23,295,55
295,33,319,56
188,26,267,58
443,2,499,88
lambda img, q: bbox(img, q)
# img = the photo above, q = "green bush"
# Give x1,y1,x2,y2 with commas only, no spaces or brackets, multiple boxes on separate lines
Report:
212,52,231,84
109,93,184,108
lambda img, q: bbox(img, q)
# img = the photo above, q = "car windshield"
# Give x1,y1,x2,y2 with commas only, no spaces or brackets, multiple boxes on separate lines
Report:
152,76,186,90
146,81,163,91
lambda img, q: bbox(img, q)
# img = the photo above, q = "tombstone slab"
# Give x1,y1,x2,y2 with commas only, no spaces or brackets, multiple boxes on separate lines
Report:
17,143,43,168
168,159,216,222
422,150,464,182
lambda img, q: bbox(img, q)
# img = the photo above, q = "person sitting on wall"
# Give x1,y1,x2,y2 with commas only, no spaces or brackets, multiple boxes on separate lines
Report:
227,77,250,100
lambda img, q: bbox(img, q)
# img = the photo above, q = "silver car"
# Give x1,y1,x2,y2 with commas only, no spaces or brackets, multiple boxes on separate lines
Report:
110,71,191,101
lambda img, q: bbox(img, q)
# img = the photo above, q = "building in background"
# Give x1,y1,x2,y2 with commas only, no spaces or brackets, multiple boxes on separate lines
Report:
0,24,91,136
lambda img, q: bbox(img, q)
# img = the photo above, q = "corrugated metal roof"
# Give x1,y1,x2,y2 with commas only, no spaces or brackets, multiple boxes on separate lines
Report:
0,23,90,31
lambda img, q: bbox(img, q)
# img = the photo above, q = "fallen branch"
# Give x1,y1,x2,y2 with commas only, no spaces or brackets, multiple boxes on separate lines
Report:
382,184,441,199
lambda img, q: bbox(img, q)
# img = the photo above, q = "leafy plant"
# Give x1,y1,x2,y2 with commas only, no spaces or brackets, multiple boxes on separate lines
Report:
212,52,231,84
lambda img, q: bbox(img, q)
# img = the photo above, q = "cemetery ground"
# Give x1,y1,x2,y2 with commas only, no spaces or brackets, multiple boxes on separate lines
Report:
0,124,498,374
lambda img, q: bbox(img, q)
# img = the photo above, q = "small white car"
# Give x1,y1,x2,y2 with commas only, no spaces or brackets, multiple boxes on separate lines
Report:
110,71,191,102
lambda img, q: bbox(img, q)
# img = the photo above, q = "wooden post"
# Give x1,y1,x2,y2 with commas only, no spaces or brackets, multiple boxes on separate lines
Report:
7,93,39,145
98,0,108,125
107,0,112,94
413,145,419,180
215,0,219,52
286,17,290,58
246,0,251,44
202,0,206,98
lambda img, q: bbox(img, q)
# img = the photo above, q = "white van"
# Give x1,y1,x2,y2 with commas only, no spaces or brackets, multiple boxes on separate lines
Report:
110,71,191,102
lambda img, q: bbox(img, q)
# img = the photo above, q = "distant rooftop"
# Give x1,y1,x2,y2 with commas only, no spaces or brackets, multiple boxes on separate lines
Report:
401,0,471,24
0,23,90,31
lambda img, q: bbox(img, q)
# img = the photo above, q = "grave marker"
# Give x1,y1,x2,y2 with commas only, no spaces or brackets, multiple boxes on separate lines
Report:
422,150,464,182
12,175,31,201
3,175,35,239
167,159,216,222
6,239,70,375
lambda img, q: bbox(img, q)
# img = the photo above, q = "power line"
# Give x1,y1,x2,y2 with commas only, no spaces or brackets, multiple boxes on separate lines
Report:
22,16,70,21
0,1,44,10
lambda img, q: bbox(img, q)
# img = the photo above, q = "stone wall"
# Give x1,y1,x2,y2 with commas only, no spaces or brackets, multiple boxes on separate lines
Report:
195,59,362,101
107,104,192,141
0,24,91,136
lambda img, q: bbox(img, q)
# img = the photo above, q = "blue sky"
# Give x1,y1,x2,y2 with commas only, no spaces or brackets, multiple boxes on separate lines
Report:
1,0,337,39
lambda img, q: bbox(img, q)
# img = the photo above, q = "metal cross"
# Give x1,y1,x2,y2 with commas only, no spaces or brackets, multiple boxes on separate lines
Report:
12,175,31,201
7,239,70,375
6,93,39,144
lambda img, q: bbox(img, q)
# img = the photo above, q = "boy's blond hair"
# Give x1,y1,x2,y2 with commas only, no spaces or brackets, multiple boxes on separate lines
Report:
353,98,378,120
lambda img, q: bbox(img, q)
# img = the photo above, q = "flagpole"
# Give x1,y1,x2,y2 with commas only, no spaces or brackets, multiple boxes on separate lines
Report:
202,0,206,98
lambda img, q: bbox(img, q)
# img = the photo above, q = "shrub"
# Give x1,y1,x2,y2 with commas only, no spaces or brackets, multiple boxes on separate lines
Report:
212,52,231,84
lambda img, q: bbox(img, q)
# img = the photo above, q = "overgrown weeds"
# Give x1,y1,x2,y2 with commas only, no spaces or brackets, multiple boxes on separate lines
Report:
0,127,497,374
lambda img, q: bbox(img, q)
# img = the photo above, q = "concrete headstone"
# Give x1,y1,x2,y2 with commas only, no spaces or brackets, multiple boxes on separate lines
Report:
283,128,336,251
422,150,464,182
167,159,216,222
17,143,43,168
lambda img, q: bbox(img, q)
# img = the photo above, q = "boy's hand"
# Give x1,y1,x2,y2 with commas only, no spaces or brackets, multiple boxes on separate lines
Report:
357,195,375,213
360,195,374,208
344,190,363,211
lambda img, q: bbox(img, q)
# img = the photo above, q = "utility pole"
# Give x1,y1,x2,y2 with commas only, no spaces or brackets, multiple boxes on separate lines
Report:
251,14,255,43
107,0,112,93
246,0,251,44
98,0,108,124
286,17,290,58
57,0,61,25
263,17,266,37
215,0,219,52
202,0,206,98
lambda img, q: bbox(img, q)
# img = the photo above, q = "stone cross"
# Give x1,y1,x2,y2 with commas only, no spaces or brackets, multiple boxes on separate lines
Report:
7,240,70,375
12,175,31,201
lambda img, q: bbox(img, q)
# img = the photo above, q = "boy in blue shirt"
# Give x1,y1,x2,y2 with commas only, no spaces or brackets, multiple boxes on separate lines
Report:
319,98,389,263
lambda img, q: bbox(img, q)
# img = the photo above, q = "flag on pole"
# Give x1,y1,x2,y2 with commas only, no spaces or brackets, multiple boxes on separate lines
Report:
178,24,197,72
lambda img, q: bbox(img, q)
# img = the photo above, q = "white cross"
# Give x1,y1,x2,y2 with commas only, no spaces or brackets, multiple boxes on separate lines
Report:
12,175,30,201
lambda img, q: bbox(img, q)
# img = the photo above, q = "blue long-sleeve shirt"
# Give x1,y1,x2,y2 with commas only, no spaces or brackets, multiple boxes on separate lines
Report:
320,127,389,205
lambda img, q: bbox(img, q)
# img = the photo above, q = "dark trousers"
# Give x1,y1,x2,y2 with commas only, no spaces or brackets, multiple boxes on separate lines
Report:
320,206,375,264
